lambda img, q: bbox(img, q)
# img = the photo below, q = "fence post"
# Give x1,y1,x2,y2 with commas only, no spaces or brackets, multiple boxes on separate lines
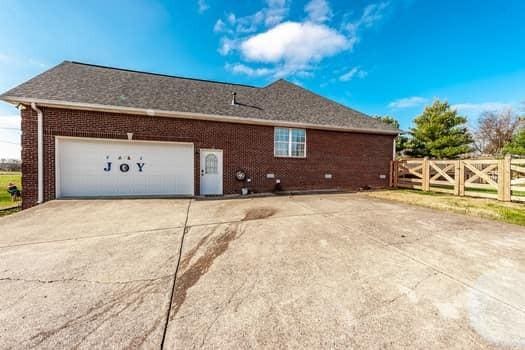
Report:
392,160,399,188
502,154,512,201
389,160,394,187
422,157,430,191
498,158,504,201
459,160,465,196
454,160,460,196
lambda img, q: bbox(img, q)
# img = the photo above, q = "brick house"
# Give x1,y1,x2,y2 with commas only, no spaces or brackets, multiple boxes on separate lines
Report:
1,61,398,209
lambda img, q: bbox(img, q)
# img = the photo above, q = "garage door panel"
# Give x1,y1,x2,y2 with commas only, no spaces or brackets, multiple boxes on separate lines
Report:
57,138,194,197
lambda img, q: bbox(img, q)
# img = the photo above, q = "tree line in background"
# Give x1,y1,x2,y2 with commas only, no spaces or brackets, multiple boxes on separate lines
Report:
376,100,525,159
0,159,21,172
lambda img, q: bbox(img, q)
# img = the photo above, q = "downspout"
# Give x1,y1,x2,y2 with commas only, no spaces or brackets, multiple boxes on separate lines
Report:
31,103,44,204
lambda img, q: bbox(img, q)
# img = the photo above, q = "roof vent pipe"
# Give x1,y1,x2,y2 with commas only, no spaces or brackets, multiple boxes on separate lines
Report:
231,92,237,106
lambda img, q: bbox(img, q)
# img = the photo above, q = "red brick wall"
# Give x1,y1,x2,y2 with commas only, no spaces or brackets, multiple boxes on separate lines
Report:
20,106,394,209
21,108,37,208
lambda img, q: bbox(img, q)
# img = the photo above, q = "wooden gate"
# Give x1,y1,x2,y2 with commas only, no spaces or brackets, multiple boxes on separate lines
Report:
511,159,525,202
391,156,525,202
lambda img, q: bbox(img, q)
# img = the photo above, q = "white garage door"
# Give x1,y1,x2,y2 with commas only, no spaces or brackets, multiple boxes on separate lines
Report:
56,138,194,197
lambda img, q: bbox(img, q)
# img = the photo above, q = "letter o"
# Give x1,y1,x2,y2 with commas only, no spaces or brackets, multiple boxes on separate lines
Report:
120,163,130,172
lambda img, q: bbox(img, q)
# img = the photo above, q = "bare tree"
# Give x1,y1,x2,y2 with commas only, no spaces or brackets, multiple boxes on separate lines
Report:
474,109,518,156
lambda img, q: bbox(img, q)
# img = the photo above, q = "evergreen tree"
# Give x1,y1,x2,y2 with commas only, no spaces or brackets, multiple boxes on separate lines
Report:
374,116,408,155
503,129,525,155
406,100,472,159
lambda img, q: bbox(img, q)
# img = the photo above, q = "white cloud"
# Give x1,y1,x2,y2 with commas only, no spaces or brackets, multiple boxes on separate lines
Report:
213,1,290,63
226,60,318,79
0,53,47,69
227,61,314,79
235,11,266,34
273,63,314,79
339,66,367,81
360,2,390,28
452,102,515,115
218,37,238,55
227,13,236,25
263,0,289,27
0,53,10,63
226,63,274,77
215,1,390,79
305,0,332,23
0,141,21,159
0,115,20,129
241,21,349,64
213,19,227,33
0,115,21,159
344,1,390,38
388,96,429,109
197,0,209,13
266,0,287,7
217,0,289,35
289,79,304,87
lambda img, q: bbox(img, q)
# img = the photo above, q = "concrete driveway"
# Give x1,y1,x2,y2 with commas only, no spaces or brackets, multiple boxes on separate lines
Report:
0,194,524,349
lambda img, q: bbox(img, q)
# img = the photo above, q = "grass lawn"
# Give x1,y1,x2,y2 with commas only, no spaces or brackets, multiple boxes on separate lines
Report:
0,172,22,210
366,189,525,226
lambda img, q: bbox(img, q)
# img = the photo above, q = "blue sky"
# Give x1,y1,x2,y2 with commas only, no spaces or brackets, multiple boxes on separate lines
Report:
1,0,525,158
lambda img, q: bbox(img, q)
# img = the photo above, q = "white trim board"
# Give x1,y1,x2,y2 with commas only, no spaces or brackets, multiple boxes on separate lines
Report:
2,96,400,136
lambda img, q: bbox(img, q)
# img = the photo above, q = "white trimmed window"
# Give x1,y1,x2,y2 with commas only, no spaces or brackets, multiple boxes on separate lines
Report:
274,127,306,158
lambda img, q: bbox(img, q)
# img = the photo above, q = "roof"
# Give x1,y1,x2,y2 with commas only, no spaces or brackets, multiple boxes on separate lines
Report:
0,61,398,134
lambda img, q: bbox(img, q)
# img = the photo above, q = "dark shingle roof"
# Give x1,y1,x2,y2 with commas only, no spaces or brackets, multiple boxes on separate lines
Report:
1,61,398,133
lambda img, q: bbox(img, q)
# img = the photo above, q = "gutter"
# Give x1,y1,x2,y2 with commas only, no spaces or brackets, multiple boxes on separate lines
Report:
3,96,400,136
30,103,44,204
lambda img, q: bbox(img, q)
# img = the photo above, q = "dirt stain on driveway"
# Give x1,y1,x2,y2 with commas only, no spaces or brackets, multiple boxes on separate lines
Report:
170,206,276,319
27,280,166,349
242,207,277,221
170,224,245,319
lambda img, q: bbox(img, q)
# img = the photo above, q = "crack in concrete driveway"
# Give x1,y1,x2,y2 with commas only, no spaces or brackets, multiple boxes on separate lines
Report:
0,195,524,349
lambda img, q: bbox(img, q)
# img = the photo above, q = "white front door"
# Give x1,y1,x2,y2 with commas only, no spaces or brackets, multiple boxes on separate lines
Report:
200,149,223,195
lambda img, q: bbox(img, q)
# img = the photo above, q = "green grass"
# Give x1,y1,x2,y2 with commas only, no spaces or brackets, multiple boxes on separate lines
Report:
0,172,22,210
366,189,525,227
486,203,525,226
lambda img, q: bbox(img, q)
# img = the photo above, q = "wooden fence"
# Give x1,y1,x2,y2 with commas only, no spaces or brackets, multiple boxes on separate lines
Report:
390,155,525,202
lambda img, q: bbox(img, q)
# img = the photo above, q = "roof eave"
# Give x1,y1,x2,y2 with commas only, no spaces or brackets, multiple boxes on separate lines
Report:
1,96,400,135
